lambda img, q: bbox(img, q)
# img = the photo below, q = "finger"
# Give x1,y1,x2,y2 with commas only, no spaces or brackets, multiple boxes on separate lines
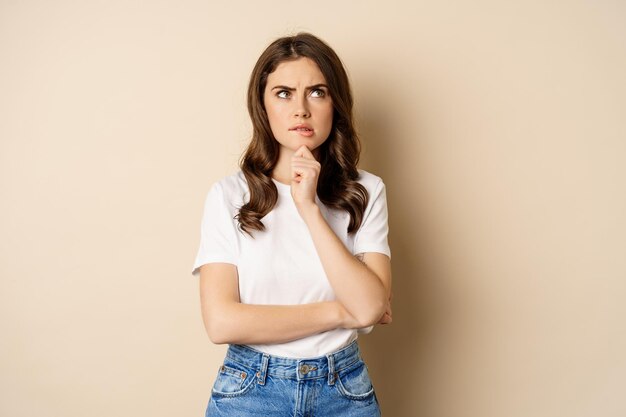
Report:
378,314,392,325
294,145,316,160
290,158,320,168
291,164,317,177
291,162,320,179
291,158,320,168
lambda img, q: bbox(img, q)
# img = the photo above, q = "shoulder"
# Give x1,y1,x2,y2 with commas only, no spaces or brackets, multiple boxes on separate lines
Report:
356,168,385,194
211,170,248,194
205,170,249,209
213,170,248,192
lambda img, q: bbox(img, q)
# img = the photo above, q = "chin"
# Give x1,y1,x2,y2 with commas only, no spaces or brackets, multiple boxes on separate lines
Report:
276,138,326,154
288,141,318,151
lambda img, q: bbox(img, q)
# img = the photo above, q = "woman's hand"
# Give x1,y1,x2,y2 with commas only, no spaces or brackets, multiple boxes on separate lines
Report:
377,295,393,325
290,145,321,214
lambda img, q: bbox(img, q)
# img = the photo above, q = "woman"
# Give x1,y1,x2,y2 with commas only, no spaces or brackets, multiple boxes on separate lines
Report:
192,32,392,416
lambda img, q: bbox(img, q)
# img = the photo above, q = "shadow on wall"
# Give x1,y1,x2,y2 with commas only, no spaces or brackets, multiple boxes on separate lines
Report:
355,80,439,417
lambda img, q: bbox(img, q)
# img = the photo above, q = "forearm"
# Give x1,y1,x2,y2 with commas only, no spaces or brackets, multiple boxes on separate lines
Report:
300,205,387,327
206,300,349,345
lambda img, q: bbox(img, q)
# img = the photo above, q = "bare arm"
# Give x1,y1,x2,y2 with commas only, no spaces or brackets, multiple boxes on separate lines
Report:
290,146,392,327
199,263,359,345
300,207,392,327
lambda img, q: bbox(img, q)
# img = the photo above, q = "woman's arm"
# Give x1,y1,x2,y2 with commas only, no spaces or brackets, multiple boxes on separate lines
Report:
199,263,360,345
300,211,391,327
290,146,392,327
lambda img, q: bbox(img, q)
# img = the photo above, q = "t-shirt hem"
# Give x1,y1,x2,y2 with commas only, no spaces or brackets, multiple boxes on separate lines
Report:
245,331,359,358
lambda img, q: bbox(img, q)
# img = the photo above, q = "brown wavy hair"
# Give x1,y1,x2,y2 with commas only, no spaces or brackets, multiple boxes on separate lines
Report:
237,32,368,236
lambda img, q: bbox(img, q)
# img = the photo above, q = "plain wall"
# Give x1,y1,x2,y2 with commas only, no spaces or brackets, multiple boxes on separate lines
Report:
1,1,625,416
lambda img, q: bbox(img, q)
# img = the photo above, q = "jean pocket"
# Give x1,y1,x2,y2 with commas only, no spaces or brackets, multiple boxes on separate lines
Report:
211,360,256,398
335,360,375,400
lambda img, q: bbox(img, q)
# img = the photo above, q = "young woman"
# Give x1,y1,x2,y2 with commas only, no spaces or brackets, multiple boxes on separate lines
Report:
192,32,392,417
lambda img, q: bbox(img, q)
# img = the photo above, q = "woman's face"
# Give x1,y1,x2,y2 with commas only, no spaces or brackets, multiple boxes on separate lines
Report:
263,57,334,156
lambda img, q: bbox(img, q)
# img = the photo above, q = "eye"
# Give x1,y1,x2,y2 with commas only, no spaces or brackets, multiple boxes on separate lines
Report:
276,90,291,99
310,88,326,98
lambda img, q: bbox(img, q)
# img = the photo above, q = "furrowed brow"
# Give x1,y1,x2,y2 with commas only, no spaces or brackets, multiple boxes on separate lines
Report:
306,83,329,90
270,84,329,91
271,85,296,91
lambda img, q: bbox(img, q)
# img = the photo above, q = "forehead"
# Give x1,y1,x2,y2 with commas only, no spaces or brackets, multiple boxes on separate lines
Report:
267,57,327,86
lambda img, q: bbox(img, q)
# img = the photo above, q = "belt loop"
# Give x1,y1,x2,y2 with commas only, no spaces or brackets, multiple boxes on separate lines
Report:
327,353,336,386
257,353,269,385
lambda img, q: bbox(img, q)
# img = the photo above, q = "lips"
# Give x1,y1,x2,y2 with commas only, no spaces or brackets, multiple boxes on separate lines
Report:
289,123,313,132
289,123,315,137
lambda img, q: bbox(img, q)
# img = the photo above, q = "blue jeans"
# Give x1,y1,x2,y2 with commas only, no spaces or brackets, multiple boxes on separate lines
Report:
206,340,381,416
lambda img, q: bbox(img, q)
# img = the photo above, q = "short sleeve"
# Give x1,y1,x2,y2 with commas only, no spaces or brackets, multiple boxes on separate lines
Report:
191,182,239,276
353,179,391,259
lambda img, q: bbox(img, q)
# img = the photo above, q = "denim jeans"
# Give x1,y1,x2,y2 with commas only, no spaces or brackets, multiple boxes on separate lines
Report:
205,340,381,416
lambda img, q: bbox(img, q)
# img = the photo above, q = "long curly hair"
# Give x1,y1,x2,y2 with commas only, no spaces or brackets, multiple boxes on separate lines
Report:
237,32,368,236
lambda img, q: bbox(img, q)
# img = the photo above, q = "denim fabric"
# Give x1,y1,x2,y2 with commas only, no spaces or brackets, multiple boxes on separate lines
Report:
205,340,381,417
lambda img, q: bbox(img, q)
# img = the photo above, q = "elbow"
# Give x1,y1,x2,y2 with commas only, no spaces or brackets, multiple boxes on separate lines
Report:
202,301,246,345
204,315,232,345
207,329,228,345
354,299,387,328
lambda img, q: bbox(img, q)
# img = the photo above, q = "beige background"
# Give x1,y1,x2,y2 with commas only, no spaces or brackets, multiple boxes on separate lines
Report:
1,1,625,416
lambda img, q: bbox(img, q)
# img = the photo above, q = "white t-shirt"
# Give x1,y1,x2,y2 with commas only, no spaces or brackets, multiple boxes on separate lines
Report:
191,169,391,358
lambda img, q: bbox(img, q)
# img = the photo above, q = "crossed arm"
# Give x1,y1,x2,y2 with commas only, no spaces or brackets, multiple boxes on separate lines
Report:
199,250,391,346
199,145,391,345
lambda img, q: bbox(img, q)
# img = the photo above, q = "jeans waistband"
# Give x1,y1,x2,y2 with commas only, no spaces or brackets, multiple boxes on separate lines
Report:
225,340,362,385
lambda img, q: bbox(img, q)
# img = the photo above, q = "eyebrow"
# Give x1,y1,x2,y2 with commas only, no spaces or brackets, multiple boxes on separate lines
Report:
270,83,329,91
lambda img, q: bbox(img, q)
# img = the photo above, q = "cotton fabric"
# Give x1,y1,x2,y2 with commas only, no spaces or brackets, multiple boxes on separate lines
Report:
192,169,391,358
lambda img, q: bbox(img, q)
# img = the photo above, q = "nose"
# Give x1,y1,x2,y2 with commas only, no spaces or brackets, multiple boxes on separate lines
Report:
293,94,310,118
